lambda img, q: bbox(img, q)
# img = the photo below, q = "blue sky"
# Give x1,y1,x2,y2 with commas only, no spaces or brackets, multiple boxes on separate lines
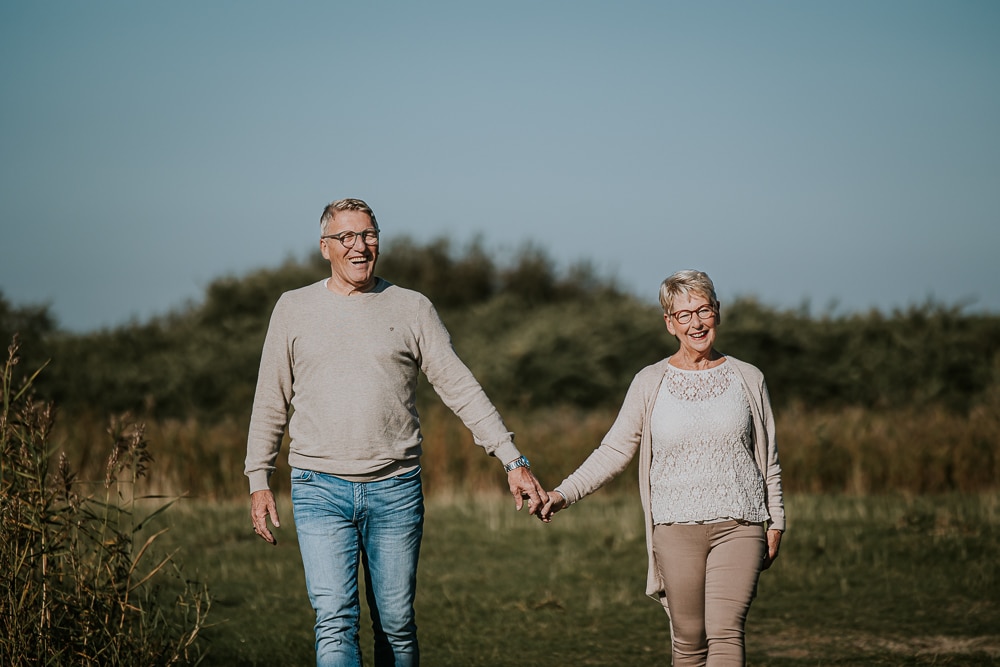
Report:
2,1,998,332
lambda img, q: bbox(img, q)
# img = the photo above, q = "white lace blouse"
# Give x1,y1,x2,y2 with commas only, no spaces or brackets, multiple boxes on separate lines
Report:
649,360,768,525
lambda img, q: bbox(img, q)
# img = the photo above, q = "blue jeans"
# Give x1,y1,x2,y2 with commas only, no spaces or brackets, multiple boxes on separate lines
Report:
291,466,424,667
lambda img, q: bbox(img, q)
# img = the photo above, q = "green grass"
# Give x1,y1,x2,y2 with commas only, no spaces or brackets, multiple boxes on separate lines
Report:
152,493,1000,666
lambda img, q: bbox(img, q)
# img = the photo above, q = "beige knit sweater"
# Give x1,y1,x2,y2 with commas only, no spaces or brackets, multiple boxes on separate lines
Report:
244,278,520,494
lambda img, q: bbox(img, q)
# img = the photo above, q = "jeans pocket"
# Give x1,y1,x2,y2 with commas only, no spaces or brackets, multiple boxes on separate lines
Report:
291,467,313,483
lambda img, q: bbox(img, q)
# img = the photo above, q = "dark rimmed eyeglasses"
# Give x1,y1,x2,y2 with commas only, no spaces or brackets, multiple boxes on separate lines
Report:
321,229,380,248
670,306,716,325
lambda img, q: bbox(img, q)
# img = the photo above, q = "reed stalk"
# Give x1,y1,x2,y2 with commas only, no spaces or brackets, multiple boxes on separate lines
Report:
1,335,210,666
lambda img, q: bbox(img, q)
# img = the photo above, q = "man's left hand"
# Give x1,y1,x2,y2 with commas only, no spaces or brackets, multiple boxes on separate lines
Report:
507,467,549,517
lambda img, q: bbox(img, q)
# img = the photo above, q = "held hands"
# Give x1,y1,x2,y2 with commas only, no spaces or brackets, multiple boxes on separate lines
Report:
250,489,281,545
538,490,567,523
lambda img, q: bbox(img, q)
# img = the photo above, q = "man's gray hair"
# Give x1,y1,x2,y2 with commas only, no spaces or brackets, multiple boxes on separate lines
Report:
659,269,719,315
320,198,379,235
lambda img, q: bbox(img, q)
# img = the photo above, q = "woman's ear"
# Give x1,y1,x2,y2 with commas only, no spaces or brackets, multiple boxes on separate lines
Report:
664,312,677,337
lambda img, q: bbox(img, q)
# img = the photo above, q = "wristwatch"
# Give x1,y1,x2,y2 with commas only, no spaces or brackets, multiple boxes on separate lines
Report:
503,455,530,473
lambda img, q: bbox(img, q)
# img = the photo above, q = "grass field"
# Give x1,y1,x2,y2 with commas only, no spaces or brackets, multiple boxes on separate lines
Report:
149,492,999,666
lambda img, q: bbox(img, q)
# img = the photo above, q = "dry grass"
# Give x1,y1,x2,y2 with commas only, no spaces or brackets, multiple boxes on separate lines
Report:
49,391,1000,500
779,397,1000,494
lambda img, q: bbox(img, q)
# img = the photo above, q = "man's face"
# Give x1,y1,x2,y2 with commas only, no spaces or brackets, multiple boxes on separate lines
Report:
320,209,379,294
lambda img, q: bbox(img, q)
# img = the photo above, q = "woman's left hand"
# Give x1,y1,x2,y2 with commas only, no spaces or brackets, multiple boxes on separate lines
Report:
539,490,568,523
762,528,782,570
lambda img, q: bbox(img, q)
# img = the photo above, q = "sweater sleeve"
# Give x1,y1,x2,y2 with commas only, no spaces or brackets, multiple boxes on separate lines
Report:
244,298,294,493
758,379,786,531
414,298,521,465
727,358,786,531
556,371,647,504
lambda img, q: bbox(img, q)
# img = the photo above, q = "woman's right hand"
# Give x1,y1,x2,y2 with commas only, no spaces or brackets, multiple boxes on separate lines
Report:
539,490,568,523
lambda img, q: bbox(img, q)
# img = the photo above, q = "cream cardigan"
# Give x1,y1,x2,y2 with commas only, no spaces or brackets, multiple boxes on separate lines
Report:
556,355,786,599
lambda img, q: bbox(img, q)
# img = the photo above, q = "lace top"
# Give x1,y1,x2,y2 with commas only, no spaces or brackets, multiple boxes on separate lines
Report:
649,360,768,525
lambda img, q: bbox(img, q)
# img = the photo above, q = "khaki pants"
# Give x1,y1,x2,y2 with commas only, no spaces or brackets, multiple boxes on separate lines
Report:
652,521,766,667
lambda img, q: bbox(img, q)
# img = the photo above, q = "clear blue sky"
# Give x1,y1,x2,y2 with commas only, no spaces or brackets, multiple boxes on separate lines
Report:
2,1,998,332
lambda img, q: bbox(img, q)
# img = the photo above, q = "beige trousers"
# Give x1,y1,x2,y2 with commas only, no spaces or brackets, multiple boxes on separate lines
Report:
652,521,766,667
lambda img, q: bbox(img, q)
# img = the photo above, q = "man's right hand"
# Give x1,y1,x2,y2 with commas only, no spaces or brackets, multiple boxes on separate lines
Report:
251,489,281,545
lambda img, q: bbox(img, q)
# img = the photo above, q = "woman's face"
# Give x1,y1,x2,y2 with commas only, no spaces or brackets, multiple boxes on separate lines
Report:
664,291,718,357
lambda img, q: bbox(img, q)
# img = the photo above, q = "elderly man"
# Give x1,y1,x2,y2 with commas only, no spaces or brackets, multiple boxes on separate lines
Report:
245,198,547,667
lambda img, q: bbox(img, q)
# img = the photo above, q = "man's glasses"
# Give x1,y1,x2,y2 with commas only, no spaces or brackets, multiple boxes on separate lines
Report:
321,229,380,248
670,306,716,325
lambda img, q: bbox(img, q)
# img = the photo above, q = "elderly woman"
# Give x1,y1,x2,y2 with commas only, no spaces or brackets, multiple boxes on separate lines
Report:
541,269,785,667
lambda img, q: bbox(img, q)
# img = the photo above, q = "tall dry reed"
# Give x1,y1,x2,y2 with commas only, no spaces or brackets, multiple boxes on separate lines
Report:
1,336,210,666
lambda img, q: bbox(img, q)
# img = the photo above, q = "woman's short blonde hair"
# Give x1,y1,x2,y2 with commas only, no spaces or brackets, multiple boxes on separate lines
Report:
659,270,719,315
